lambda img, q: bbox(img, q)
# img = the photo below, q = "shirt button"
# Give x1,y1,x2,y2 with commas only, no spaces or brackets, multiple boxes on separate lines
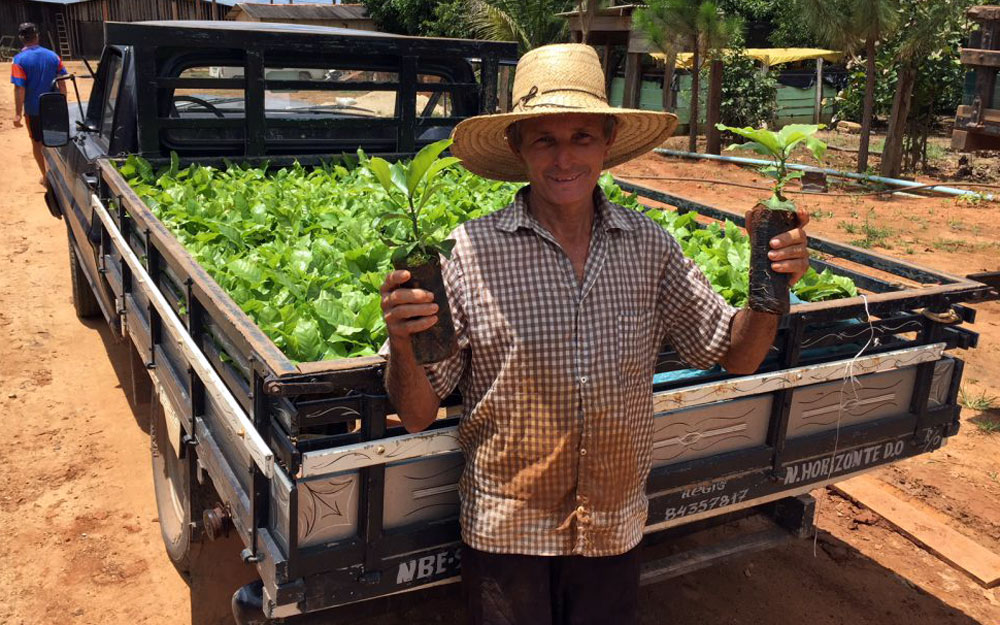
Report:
579,376,588,385
580,448,587,456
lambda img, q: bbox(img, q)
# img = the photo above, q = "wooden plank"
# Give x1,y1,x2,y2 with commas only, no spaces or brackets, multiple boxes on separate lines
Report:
957,104,1000,124
834,475,1000,588
961,49,1000,69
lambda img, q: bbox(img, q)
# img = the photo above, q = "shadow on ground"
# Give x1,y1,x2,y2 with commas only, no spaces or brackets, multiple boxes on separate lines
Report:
194,528,980,625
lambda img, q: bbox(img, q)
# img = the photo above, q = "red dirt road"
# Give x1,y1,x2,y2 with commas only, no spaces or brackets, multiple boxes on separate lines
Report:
1,63,998,624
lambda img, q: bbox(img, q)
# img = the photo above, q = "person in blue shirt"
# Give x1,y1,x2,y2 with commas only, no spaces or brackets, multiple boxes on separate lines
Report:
10,22,67,184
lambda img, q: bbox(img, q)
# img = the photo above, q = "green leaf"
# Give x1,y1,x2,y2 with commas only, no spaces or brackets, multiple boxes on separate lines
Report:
367,157,397,198
725,139,777,159
717,124,782,157
422,156,461,188
804,136,827,164
389,162,409,197
763,195,797,212
405,138,453,195
435,238,457,260
169,151,180,178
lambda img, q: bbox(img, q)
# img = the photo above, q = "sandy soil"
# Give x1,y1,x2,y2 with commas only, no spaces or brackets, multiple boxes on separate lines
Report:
1,61,998,625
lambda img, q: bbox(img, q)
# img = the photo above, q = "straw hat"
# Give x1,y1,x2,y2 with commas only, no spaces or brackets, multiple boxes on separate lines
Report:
451,43,678,182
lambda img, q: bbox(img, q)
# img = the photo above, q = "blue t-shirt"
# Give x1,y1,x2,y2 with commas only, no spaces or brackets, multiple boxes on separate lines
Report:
11,45,67,116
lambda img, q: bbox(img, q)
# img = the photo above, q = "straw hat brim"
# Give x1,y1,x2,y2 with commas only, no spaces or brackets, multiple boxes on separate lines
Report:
451,107,678,182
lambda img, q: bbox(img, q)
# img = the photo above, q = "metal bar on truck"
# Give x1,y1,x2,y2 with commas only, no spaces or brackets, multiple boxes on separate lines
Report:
90,193,274,478
298,343,946,477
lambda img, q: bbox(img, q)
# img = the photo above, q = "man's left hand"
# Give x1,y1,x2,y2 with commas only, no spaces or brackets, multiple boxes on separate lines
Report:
13,114,22,128
764,208,810,286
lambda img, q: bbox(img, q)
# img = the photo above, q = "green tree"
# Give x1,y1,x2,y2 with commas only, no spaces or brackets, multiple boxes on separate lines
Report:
834,5,970,172
634,0,741,152
796,0,900,174
718,0,816,47
634,6,683,113
361,0,471,37
716,47,778,131
879,0,974,177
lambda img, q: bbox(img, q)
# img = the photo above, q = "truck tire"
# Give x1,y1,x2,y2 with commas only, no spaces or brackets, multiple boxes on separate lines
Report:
150,392,216,577
68,238,102,319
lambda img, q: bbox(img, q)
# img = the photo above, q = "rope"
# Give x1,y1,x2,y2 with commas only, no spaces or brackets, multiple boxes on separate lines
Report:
813,293,876,557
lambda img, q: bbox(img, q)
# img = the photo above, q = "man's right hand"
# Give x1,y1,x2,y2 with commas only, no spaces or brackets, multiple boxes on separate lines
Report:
380,270,438,347
12,114,22,128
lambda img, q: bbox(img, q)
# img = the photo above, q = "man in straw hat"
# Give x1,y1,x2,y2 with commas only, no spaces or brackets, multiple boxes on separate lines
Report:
380,44,810,624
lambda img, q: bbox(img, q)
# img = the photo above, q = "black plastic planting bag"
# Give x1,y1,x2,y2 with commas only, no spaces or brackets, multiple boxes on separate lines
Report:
747,206,800,315
393,256,458,365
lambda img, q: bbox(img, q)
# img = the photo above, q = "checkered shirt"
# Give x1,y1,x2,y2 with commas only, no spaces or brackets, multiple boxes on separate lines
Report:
423,186,738,557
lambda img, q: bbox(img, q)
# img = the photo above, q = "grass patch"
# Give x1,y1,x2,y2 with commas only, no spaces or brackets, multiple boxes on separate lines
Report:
960,387,999,411
932,238,1000,252
954,193,989,207
810,208,835,221
947,218,979,234
838,210,894,249
926,143,947,161
975,419,1000,434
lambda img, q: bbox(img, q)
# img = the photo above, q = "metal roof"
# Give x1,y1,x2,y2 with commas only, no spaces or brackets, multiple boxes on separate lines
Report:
212,0,339,6
27,0,92,5
27,0,338,5
131,20,454,43
229,3,368,20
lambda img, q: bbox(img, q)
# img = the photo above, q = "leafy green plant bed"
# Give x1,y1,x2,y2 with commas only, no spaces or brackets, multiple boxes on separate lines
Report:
120,155,857,363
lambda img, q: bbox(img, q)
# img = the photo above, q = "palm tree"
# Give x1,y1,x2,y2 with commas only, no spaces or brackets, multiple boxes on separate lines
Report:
465,0,571,52
797,0,900,173
635,0,740,152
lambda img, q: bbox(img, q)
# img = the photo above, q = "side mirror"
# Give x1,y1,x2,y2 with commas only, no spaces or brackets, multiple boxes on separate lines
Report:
38,92,70,147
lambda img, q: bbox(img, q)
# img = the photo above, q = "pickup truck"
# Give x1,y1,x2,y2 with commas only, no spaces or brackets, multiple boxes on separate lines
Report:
38,19,999,625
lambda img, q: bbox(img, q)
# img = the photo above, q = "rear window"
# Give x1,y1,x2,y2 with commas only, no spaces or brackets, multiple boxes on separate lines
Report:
159,57,473,156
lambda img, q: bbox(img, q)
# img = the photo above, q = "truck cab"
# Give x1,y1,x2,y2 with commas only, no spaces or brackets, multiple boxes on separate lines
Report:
45,20,510,331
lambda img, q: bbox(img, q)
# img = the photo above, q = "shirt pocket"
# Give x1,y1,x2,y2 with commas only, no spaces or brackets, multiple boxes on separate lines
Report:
618,310,656,385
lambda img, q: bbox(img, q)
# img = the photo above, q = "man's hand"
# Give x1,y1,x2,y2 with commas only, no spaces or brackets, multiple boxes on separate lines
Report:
380,270,439,347
746,207,811,285
12,114,22,128
381,270,443,434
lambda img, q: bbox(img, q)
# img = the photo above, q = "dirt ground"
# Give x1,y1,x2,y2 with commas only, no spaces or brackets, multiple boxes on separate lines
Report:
1,62,999,625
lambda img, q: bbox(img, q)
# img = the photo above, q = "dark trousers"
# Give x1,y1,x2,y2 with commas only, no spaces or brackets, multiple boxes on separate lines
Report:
461,543,640,625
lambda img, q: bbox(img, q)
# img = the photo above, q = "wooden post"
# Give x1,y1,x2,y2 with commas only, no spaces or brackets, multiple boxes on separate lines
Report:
101,0,109,22
705,58,723,154
171,0,179,21
498,65,512,113
814,58,824,124
213,0,219,20
603,43,614,85
623,52,642,109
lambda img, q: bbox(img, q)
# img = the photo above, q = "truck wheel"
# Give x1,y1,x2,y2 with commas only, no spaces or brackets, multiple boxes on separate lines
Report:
151,392,215,577
68,238,101,319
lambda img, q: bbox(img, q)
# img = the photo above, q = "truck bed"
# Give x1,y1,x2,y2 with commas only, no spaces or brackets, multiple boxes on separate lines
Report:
79,154,996,618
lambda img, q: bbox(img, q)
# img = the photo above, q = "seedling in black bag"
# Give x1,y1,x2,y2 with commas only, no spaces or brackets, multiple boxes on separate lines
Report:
367,139,460,364
715,123,826,314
